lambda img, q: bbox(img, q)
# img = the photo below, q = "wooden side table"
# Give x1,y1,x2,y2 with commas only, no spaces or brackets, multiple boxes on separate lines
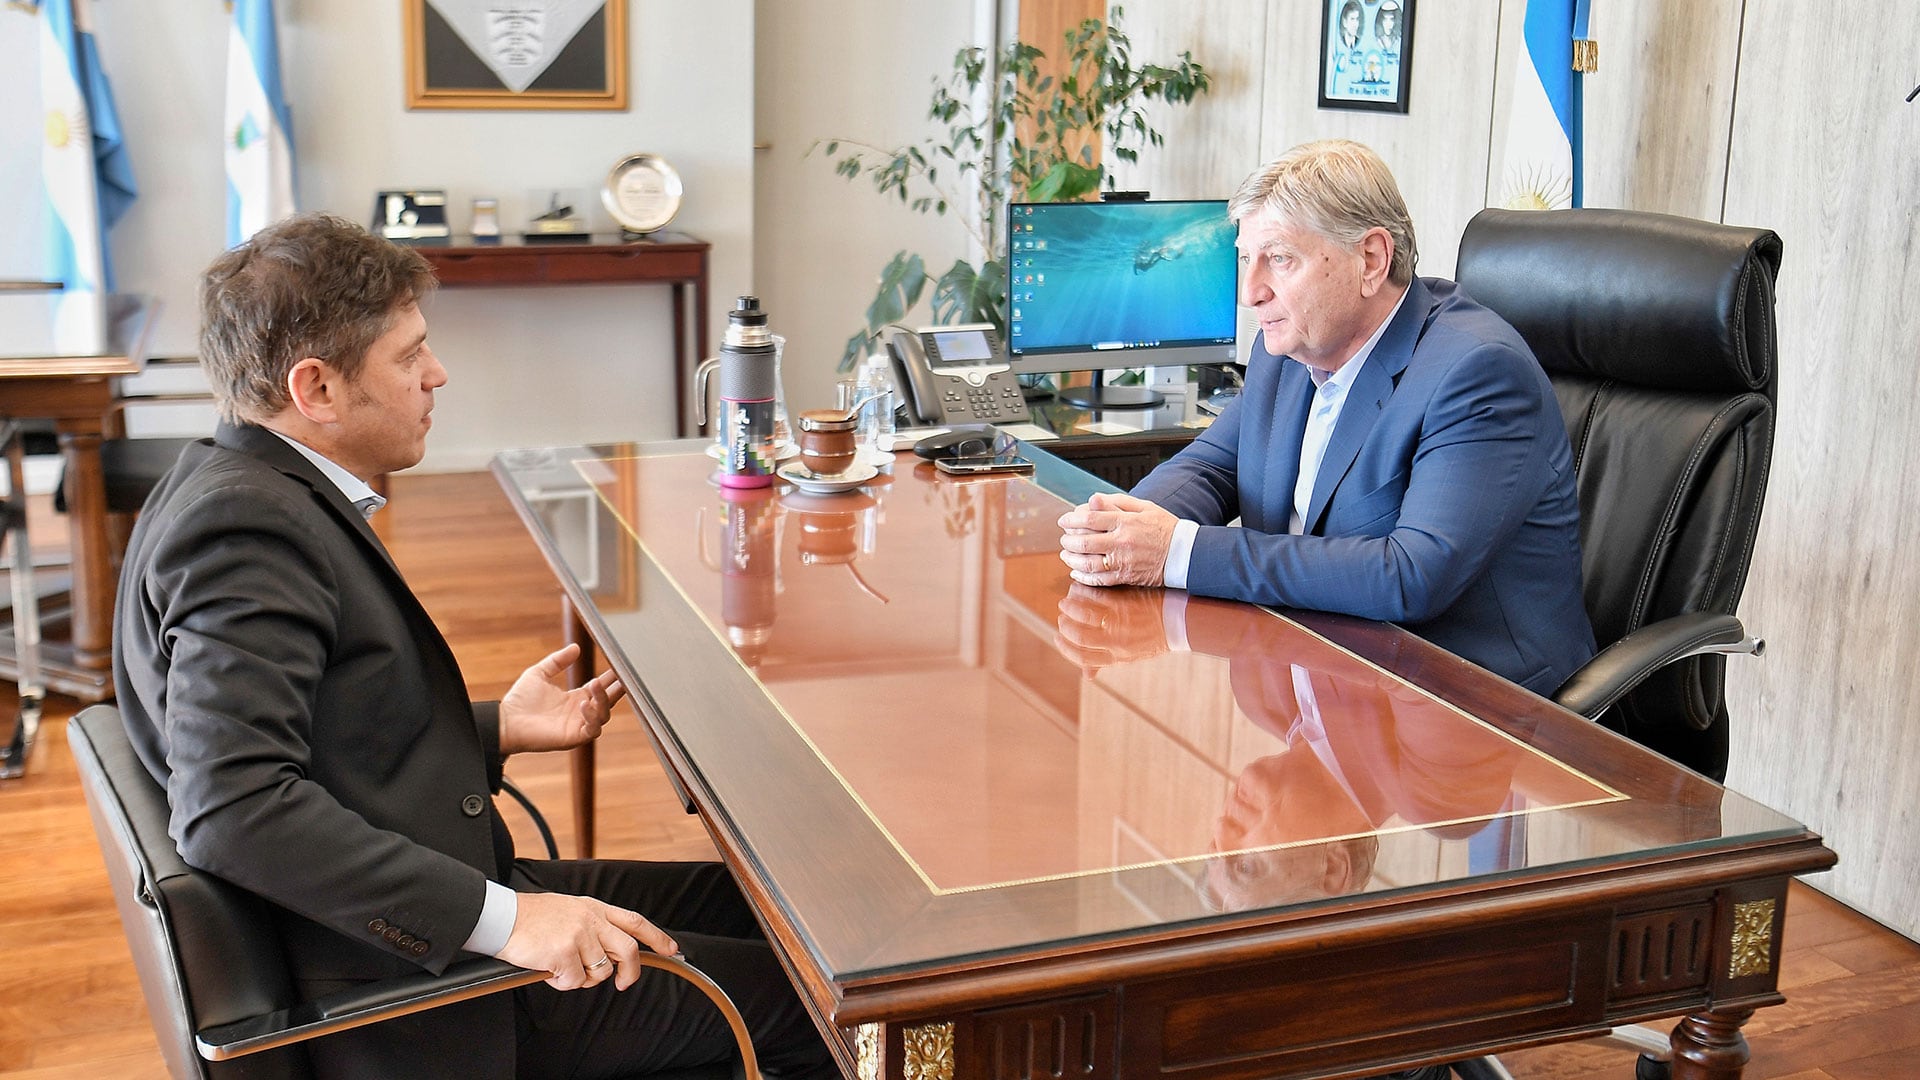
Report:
414,233,711,437
0,294,158,701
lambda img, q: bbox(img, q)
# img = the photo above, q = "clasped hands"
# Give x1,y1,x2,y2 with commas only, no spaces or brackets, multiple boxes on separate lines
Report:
1053,582,1174,672
1057,491,1176,588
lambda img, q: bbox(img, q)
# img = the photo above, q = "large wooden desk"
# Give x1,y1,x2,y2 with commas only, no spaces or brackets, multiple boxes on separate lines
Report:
494,442,1835,1080
412,234,709,437
0,293,157,699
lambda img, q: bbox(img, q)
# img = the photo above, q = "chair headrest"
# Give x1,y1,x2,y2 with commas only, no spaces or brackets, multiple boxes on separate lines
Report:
1455,208,1782,395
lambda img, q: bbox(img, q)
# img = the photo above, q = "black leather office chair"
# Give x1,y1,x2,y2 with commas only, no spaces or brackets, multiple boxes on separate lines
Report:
69,704,754,1079
54,436,197,517
1457,206,1780,783
1452,208,1781,1080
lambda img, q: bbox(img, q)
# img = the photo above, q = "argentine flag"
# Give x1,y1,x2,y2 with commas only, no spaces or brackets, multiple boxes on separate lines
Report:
226,0,296,246
1496,0,1592,210
31,0,136,292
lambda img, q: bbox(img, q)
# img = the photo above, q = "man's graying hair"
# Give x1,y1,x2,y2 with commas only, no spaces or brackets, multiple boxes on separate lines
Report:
1228,140,1418,285
199,212,437,424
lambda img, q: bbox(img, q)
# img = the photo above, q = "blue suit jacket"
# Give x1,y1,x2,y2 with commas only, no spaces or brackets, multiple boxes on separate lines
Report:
1135,277,1596,696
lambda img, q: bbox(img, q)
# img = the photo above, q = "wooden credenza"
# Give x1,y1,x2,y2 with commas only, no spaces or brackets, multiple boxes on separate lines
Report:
414,234,710,436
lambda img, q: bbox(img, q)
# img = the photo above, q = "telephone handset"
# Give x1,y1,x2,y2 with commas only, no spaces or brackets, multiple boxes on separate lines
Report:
884,324,1029,425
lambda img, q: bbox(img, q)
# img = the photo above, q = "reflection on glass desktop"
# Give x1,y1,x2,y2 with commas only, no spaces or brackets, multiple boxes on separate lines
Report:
1006,198,1239,409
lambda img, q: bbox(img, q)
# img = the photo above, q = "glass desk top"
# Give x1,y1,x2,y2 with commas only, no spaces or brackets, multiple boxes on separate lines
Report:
494,441,1811,983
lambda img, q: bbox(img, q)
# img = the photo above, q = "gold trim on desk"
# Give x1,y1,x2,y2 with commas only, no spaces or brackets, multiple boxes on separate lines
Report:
1729,898,1777,978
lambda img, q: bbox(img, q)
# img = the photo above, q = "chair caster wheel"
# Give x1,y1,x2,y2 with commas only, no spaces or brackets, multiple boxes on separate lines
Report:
1635,1054,1672,1080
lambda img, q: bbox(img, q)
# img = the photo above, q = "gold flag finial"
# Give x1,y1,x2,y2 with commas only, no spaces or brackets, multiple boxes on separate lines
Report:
1573,39,1598,74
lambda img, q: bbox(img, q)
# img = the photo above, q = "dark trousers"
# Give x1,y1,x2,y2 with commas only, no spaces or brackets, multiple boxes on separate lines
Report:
512,860,837,1080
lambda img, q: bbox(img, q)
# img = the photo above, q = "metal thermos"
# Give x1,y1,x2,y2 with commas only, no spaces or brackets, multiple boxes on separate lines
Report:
696,296,780,488
718,486,779,664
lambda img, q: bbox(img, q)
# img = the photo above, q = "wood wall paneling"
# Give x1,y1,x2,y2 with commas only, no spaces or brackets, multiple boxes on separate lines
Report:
1259,0,1505,277
1719,0,1920,941
1018,0,1109,172
1105,1,1272,201
1580,0,1742,217
1484,0,1742,220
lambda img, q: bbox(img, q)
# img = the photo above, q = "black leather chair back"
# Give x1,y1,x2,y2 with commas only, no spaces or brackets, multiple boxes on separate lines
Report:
70,704,313,1079
1456,208,1782,779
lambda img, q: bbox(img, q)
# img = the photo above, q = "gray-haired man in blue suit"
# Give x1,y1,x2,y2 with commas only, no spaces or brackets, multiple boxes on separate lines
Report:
1059,139,1595,700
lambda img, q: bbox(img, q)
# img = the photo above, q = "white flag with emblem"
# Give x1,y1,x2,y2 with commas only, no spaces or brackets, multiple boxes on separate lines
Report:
1495,0,1593,210
226,0,296,246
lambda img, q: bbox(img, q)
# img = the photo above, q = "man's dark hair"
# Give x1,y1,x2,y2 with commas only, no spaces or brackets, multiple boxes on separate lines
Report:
199,212,436,423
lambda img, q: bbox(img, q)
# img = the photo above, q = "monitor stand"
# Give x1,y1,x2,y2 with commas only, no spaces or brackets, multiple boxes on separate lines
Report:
1055,371,1165,410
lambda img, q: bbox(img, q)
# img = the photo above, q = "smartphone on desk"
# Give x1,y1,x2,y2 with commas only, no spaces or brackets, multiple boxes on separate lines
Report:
935,454,1035,476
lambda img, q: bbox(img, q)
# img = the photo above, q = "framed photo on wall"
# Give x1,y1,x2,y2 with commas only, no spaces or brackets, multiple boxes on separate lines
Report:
404,0,628,111
1317,0,1414,113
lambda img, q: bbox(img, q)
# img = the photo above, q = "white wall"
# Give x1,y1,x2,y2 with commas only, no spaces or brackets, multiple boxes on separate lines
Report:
751,1,984,421
1,0,755,471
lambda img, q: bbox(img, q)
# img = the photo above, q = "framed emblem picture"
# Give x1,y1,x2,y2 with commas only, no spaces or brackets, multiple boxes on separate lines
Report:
1318,0,1414,113
405,0,628,111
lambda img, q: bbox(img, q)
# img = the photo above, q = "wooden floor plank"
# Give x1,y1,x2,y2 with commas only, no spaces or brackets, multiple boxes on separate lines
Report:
0,471,1912,1078
1744,998,1920,1079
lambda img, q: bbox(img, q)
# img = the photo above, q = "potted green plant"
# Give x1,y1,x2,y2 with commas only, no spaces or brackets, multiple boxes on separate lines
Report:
816,7,1211,370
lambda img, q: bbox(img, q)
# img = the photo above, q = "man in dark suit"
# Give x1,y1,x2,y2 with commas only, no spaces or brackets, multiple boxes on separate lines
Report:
114,213,833,1079
1058,139,1595,697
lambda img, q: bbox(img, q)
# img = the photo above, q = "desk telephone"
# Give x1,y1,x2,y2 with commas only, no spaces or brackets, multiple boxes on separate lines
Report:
885,325,1029,425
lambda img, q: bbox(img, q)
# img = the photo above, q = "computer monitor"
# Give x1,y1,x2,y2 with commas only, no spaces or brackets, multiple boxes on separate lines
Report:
1006,198,1239,408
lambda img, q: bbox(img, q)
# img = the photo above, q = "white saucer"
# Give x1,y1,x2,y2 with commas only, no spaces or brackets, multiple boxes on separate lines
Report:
707,440,800,462
777,460,878,494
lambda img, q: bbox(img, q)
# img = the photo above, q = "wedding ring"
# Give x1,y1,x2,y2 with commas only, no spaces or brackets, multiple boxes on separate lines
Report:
587,956,612,971
1102,552,1114,570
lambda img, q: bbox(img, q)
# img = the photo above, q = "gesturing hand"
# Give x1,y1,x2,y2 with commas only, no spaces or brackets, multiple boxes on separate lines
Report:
497,891,677,992
499,643,627,755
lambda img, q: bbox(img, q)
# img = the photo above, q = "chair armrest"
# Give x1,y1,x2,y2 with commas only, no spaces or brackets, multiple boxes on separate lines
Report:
197,952,760,1078
196,958,546,1061
1554,611,1763,720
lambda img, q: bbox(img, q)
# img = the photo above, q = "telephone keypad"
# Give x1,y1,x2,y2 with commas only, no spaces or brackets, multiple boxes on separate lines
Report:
937,370,1027,423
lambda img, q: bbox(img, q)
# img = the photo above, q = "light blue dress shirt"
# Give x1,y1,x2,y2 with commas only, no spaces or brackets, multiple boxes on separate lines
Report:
1164,289,1409,590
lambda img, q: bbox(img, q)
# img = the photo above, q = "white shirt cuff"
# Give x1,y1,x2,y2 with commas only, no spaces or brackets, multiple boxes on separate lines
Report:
1163,518,1200,590
462,879,518,957
1161,592,1191,652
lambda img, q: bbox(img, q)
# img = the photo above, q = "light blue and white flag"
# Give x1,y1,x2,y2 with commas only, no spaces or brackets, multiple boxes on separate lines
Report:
226,0,296,246
29,0,136,292
1495,0,1593,210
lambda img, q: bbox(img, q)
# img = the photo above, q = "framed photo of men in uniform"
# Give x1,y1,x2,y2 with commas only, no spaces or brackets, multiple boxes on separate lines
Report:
404,0,628,111
1317,0,1414,113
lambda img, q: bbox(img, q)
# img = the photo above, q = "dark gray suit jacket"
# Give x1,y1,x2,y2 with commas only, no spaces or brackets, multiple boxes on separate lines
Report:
114,421,519,1076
